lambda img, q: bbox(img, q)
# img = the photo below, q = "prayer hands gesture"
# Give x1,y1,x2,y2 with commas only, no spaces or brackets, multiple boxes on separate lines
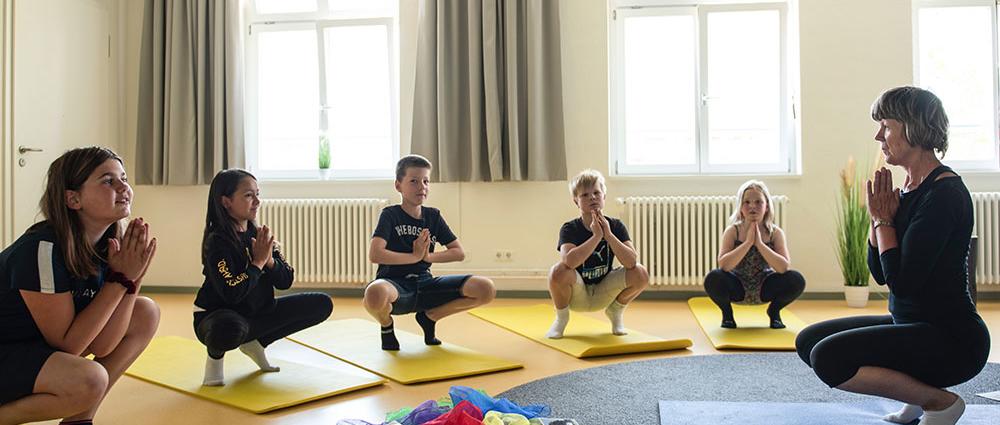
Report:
412,228,432,262
589,211,605,239
107,217,158,282
866,167,900,222
251,225,275,269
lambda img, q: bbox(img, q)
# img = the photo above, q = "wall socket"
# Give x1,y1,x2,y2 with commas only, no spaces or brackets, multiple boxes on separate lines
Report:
494,249,514,262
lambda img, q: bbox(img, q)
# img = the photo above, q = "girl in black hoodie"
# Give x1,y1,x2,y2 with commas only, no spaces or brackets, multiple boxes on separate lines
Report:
194,169,332,386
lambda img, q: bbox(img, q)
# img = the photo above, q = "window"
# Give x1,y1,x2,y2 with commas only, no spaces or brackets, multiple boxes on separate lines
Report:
913,0,1000,171
246,0,398,179
610,1,798,175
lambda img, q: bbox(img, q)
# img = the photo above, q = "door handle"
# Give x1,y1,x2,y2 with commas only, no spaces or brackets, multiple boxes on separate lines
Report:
18,146,42,154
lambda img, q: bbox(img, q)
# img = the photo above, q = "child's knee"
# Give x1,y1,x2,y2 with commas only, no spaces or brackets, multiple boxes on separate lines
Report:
549,262,576,284
132,296,161,337
467,276,496,301
67,360,109,409
627,264,650,286
364,281,394,306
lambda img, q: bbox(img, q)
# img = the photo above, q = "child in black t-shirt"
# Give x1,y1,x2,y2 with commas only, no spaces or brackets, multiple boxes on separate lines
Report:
546,169,649,339
363,155,496,350
0,147,159,424
194,169,333,386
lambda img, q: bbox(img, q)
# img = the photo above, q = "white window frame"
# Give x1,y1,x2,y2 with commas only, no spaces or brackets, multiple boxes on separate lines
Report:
610,0,797,176
912,0,1000,171
245,2,399,181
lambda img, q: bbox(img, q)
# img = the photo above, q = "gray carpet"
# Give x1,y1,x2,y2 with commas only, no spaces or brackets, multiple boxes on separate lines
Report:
497,353,1000,425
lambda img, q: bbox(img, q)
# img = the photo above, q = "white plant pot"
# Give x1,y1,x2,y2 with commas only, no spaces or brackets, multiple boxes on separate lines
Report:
318,168,331,180
844,285,870,308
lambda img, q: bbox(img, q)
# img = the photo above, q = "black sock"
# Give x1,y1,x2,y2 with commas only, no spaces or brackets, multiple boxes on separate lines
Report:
720,308,736,328
767,308,785,329
380,322,399,351
415,311,441,345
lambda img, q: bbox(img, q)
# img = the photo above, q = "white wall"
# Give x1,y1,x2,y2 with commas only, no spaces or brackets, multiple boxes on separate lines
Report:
119,0,1000,292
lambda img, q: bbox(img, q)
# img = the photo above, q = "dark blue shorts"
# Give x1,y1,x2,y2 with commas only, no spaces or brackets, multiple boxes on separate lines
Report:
374,273,472,315
0,340,56,403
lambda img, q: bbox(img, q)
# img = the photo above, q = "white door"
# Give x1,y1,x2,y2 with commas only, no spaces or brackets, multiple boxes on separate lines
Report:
11,0,113,235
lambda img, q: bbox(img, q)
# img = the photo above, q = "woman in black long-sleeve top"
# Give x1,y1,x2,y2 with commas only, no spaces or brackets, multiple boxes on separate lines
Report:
796,87,990,425
194,169,332,386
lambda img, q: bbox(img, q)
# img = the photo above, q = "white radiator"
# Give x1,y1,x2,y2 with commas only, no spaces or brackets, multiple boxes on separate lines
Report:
973,192,1000,285
620,195,787,286
258,199,388,284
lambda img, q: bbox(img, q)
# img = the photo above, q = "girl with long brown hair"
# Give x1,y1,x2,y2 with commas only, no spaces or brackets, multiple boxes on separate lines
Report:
0,146,159,425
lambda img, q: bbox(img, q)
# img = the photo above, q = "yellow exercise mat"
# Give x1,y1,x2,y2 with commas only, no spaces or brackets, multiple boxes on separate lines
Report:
125,336,384,413
687,296,807,350
287,318,523,384
469,304,693,358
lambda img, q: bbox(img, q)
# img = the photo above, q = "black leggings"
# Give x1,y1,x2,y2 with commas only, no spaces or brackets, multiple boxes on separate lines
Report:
194,293,333,359
703,269,805,319
795,315,990,388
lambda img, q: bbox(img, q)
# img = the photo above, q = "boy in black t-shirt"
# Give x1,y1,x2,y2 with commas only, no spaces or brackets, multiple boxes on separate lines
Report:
363,154,497,350
546,169,650,338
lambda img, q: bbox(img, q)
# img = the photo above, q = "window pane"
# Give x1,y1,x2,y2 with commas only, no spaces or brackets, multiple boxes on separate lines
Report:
323,25,394,171
623,14,697,166
257,30,319,171
255,0,317,14
328,0,393,15
918,6,996,163
706,10,781,165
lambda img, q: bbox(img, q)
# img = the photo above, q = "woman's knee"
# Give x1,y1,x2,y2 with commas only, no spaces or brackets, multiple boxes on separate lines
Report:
794,323,831,367
808,338,856,387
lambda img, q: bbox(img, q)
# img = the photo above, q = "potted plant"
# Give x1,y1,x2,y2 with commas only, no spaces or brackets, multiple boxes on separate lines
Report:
836,156,870,307
318,134,331,180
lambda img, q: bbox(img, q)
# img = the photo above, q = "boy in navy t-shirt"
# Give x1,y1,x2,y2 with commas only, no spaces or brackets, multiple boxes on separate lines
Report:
363,154,496,350
546,169,650,338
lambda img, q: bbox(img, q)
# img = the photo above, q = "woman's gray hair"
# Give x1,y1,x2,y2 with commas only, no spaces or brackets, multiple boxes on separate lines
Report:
871,86,949,157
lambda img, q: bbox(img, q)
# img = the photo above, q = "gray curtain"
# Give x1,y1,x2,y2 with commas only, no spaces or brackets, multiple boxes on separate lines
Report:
136,0,245,185
412,0,566,182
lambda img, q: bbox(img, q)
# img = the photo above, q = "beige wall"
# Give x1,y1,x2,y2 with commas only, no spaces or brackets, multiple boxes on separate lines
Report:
119,0,1000,291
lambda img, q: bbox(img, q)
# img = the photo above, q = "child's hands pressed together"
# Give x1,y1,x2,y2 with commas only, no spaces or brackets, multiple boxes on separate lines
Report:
251,225,275,269
412,228,432,262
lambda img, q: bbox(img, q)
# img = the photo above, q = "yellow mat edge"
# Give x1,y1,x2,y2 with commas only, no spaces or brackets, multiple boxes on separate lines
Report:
124,369,386,413
396,363,525,384
286,335,523,385
687,296,804,351
469,306,694,358
579,338,694,358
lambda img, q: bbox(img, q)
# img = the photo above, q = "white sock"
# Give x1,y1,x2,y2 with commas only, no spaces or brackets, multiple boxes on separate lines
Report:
605,300,628,335
884,403,923,423
545,307,570,339
202,356,224,386
239,340,280,372
918,396,965,425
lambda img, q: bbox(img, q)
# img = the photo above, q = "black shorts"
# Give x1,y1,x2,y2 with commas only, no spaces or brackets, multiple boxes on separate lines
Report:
373,273,471,315
0,340,56,403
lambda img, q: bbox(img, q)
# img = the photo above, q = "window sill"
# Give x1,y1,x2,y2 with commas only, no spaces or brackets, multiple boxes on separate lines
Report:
609,172,803,182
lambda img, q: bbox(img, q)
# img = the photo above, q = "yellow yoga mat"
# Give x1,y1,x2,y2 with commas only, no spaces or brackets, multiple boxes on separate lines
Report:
125,336,385,413
288,318,523,384
687,296,807,350
469,304,693,358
